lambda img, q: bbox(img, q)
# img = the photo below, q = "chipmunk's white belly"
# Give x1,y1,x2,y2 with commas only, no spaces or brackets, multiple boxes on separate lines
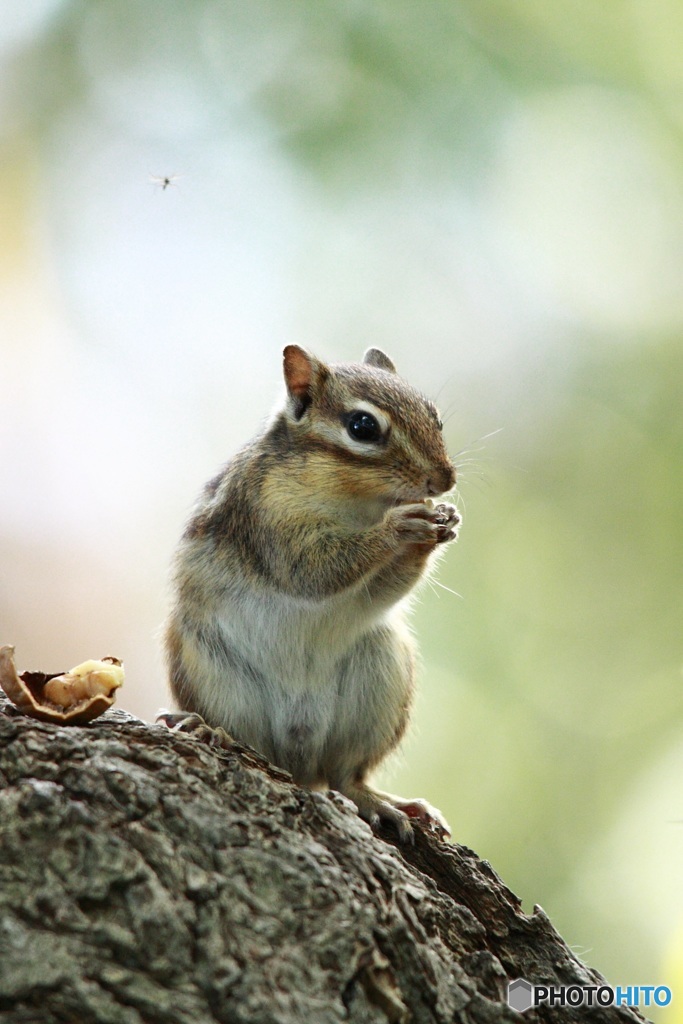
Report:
217,581,377,688
202,580,409,782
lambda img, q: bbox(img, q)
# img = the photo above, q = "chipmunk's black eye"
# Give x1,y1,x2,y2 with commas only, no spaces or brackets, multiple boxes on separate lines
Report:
347,410,381,443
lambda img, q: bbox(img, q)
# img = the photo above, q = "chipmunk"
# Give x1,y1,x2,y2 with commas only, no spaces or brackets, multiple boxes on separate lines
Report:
160,346,460,841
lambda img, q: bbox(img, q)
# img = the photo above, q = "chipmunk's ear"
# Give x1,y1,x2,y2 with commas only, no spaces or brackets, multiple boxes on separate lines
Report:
363,348,397,373
283,345,326,419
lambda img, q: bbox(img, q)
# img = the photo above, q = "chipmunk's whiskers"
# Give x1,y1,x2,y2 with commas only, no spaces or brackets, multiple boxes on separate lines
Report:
430,578,463,599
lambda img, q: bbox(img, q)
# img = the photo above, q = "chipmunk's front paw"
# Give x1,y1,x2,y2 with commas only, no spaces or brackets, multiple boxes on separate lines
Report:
387,501,461,548
388,503,442,547
431,502,461,545
156,710,234,749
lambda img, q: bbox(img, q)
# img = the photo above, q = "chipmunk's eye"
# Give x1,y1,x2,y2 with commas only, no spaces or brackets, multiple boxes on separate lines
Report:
347,410,381,443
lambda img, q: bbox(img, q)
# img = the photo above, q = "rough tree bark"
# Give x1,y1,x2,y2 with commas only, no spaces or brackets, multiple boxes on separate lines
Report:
0,694,648,1024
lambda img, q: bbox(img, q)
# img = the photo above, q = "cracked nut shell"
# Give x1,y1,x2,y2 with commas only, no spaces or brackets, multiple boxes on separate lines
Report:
0,645,123,724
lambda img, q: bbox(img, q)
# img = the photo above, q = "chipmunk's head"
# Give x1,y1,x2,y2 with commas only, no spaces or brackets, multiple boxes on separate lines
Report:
280,345,455,508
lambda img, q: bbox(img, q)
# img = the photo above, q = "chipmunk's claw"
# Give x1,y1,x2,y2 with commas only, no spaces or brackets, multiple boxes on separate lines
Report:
156,710,234,749
369,802,415,844
395,799,451,841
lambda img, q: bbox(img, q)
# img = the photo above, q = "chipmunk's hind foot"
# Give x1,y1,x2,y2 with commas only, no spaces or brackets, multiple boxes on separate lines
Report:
382,793,451,841
156,709,235,750
339,781,416,844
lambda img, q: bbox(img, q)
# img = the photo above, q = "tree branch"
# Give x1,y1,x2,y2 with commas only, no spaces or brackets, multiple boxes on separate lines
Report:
0,696,648,1024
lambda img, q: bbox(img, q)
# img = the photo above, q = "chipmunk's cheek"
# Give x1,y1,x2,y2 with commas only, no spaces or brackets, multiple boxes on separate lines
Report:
347,471,394,502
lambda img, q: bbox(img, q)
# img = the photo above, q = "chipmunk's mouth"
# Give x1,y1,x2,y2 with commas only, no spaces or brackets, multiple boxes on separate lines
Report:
392,492,430,507
391,475,454,506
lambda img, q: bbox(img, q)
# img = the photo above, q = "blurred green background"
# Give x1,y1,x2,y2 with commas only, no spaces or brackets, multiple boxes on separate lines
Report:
1,1,681,1016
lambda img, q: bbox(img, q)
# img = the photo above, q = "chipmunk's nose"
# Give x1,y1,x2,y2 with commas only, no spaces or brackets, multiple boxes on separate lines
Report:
427,463,456,496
